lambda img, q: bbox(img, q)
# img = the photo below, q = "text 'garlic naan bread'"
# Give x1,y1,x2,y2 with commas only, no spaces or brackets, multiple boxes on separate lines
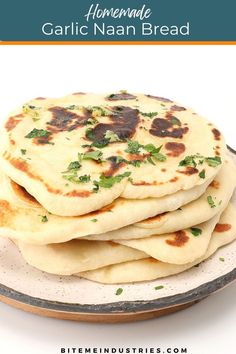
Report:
0,92,226,216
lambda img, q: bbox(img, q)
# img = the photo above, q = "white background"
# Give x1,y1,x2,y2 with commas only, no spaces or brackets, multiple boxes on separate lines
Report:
0,45,235,354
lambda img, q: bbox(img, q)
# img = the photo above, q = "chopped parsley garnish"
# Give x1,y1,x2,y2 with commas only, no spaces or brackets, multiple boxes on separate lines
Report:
207,195,216,208
125,140,143,154
62,161,91,185
115,288,123,295
170,117,181,126
205,156,222,167
67,161,82,171
125,141,166,159
219,257,225,262
25,128,51,139
143,144,166,162
91,219,98,223
65,105,77,110
85,128,120,148
128,176,133,183
108,94,115,99
190,227,202,236
199,170,205,179
104,130,121,142
125,141,166,165
179,155,222,168
78,150,103,163
20,149,26,155
41,215,48,223
93,172,131,192
84,117,98,126
154,285,164,290
140,111,158,119
63,174,91,184
23,105,41,120
179,155,201,168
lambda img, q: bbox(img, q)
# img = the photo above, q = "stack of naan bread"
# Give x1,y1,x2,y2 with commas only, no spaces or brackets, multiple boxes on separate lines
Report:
0,92,235,284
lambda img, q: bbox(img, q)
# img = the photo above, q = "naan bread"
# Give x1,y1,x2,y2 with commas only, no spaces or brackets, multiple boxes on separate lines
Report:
117,213,221,264
15,240,147,275
0,167,211,245
80,204,236,283
84,159,236,241
0,92,226,216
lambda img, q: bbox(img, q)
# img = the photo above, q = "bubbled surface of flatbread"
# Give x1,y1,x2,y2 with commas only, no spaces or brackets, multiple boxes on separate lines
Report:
0,92,226,216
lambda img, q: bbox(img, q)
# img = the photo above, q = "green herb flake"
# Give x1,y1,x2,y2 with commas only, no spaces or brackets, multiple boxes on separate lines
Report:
179,155,222,169
170,117,181,126
41,215,48,223
219,257,225,262
79,150,103,162
67,161,82,171
115,288,123,296
65,105,76,110
154,285,164,290
104,130,121,142
20,149,27,155
207,195,216,208
143,144,166,162
205,156,222,167
140,111,158,119
190,227,202,236
125,140,143,154
93,171,131,191
128,177,133,183
199,170,205,179
25,128,51,139
107,94,115,99
91,219,98,223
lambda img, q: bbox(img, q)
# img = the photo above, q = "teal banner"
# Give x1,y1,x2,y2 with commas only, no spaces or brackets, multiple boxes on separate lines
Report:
0,0,236,42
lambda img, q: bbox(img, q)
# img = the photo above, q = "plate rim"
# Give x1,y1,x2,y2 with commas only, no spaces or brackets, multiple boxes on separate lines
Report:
0,146,235,315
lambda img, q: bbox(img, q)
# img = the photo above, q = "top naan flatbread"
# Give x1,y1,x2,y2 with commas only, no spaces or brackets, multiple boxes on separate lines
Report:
0,92,226,216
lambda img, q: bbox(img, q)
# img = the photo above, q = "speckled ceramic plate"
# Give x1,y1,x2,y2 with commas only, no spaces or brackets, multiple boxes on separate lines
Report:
0,147,235,323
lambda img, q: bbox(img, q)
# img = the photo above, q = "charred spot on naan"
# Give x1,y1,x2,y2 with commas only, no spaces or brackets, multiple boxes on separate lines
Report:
170,176,178,183
6,155,91,198
35,97,46,100
105,157,126,177
177,167,199,175
86,106,139,142
64,190,91,197
165,142,186,157
166,231,189,247
106,93,137,101
10,180,40,207
146,95,173,103
214,223,232,232
108,241,120,247
5,114,24,132
140,212,167,225
83,202,115,218
72,92,86,95
210,180,220,189
170,105,186,111
212,128,221,141
149,117,189,139
147,257,160,263
7,157,41,181
0,200,15,226
47,106,93,133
